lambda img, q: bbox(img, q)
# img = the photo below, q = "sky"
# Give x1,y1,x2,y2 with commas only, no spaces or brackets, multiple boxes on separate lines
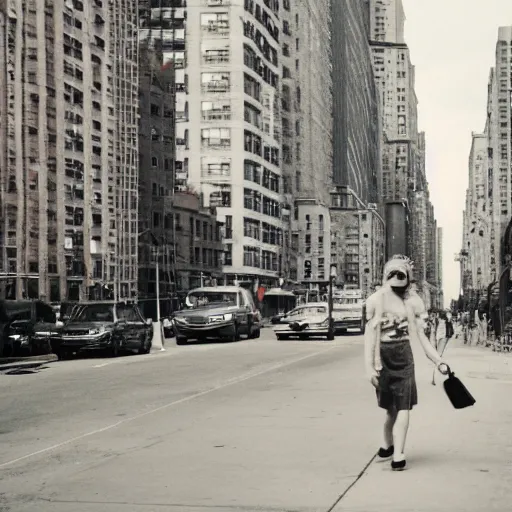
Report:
401,0,512,305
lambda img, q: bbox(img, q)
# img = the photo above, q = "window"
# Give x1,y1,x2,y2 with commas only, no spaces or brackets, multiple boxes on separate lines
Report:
151,156,158,167
202,100,231,121
201,128,231,148
243,246,260,267
244,102,262,129
201,72,230,93
202,158,231,177
203,47,230,64
224,244,233,266
200,12,229,35
244,73,261,101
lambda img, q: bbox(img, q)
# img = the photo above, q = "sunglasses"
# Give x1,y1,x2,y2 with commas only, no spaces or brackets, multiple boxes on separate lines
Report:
388,270,407,280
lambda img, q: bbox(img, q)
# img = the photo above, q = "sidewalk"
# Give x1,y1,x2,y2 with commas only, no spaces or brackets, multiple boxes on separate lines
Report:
335,336,512,512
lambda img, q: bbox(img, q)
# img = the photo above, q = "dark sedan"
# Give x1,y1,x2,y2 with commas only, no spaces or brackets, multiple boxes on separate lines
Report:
50,302,152,359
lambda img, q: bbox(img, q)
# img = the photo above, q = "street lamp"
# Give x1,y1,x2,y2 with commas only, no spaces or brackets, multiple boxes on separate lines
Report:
327,265,337,341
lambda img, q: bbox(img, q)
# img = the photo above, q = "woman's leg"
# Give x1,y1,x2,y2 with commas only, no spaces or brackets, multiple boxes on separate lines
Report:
383,407,397,449
392,410,410,461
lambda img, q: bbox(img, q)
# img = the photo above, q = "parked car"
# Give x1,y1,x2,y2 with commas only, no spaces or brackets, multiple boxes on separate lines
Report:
0,300,60,357
273,302,334,340
50,301,153,359
172,286,261,344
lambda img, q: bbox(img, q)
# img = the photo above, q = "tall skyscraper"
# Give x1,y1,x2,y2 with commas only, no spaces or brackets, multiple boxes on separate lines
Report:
140,0,287,287
488,27,512,276
331,0,381,206
369,0,440,304
462,133,491,291
137,48,176,302
0,0,139,302
369,0,405,44
436,227,444,307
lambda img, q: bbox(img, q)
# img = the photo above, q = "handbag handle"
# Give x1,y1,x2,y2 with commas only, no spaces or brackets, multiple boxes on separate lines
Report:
438,362,451,376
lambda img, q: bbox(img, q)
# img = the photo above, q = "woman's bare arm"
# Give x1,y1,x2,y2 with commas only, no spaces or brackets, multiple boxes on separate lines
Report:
364,294,379,378
410,296,443,366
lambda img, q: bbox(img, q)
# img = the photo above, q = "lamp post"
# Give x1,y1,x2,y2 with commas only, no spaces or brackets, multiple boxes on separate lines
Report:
327,264,337,341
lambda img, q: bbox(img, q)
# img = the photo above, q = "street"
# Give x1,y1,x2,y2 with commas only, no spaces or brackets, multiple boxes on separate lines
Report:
1,331,512,511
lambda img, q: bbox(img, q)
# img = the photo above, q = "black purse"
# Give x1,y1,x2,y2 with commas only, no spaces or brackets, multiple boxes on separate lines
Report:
442,365,476,409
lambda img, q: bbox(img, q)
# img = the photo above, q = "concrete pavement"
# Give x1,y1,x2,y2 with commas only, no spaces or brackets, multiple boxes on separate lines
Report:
1,332,512,511
1,333,381,512
334,336,512,512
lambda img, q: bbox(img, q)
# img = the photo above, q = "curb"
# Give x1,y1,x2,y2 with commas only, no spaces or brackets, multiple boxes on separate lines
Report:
0,354,58,371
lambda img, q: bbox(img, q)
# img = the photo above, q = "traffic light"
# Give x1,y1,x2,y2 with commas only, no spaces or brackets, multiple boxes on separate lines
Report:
304,260,312,279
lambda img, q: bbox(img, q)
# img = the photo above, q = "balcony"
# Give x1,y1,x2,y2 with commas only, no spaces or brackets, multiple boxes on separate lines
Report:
202,110,231,121
202,50,229,65
201,80,230,93
175,111,188,122
201,22,229,36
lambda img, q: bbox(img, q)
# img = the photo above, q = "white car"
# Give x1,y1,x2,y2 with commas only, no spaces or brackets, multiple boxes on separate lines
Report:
273,302,334,340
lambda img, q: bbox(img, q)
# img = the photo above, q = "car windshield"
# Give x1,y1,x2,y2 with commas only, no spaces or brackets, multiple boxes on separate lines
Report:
186,291,237,308
71,304,114,323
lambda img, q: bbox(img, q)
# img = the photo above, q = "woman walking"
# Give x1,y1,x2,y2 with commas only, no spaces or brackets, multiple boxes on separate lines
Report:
364,255,449,471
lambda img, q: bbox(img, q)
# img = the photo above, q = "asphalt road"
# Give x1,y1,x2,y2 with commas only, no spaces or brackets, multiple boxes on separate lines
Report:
0,330,381,512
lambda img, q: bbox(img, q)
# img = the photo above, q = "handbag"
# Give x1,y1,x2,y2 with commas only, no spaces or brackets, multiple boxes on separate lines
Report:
442,365,476,409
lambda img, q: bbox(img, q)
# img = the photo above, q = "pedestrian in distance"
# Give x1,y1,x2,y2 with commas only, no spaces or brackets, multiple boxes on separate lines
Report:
364,255,450,471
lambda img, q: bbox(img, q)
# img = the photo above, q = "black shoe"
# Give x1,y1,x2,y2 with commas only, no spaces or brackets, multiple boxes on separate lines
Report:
391,459,406,471
378,445,394,458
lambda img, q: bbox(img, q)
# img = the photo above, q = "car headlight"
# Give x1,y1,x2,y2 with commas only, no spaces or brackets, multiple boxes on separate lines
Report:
9,334,30,345
209,313,233,322
88,326,106,335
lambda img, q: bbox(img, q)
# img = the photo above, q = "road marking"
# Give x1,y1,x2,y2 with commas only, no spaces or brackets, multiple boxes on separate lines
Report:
0,345,338,470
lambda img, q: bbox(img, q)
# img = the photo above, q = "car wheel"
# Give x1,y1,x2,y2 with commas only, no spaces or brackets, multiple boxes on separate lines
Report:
251,327,261,339
109,339,120,357
139,335,151,354
231,323,241,342
276,334,289,340
327,330,335,341
176,336,188,345
56,349,69,361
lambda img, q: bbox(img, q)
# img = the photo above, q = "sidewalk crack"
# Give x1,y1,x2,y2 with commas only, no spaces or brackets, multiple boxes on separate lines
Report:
325,452,377,511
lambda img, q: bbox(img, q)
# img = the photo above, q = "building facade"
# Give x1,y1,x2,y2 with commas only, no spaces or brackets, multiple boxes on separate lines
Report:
292,199,332,287
461,132,492,294
172,191,224,291
0,0,139,302
138,48,176,301
436,227,444,308
330,186,385,297
332,0,381,206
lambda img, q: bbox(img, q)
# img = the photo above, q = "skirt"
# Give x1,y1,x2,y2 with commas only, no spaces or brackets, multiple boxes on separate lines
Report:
377,340,417,411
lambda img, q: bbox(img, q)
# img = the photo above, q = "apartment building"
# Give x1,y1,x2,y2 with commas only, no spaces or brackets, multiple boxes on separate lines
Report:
0,0,139,302
138,47,176,300
291,0,333,204
488,27,512,274
369,0,405,44
140,0,287,287
332,0,381,207
462,132,492,292
436,227,444,308
288,0,334,288
330,186,385,296
172,191,225,291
